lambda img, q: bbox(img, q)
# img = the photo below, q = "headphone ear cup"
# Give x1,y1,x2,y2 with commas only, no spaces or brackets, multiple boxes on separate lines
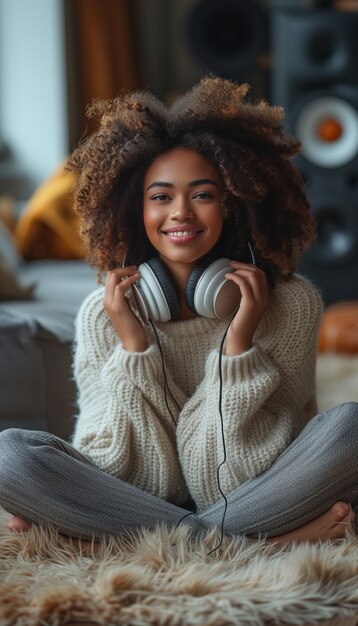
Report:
185,260,212,315
186,258,242,319
146,257,180,321
136,257,180,322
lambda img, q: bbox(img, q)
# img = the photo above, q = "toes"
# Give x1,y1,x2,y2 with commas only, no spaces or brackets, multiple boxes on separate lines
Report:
6,516,32,532
329,503,355,539
330,502,351,520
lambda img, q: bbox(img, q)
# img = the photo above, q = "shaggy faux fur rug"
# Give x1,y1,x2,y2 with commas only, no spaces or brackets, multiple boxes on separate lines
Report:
1,511,358,625
1,354,358,626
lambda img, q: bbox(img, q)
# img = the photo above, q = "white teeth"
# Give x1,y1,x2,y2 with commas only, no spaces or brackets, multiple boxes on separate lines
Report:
166,231,198,237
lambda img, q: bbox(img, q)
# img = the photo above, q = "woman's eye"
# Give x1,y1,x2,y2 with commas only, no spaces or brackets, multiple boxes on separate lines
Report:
151,193,170,202
193,191,213,200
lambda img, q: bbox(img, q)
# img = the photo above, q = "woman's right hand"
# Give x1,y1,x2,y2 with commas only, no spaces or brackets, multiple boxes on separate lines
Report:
104,267,147,352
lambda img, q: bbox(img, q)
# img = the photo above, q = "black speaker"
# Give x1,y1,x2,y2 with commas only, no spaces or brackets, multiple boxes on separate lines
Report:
134,0,270,101
271,7,358,304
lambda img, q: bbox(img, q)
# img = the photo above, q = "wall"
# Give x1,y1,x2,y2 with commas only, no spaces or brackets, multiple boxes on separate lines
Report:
0,0,68,198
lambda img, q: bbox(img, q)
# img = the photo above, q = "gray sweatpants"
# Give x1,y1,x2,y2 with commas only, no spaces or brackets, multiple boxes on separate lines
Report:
0,402,357,541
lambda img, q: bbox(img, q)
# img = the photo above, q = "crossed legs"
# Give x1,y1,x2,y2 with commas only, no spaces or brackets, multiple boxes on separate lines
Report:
1,403,357,545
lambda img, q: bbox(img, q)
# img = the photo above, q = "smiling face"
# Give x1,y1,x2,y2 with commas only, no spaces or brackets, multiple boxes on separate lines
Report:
143,147,224,274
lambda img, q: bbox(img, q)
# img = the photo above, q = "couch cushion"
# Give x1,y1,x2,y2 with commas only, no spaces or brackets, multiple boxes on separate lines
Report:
0,260,97,438
10,260,98,341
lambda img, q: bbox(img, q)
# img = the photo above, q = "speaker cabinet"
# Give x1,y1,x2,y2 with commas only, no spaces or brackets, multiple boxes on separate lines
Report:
271,8,358,304
134,0,270,101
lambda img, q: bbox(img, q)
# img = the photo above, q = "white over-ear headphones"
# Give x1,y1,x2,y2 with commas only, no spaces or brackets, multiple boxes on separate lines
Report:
130,243,256,323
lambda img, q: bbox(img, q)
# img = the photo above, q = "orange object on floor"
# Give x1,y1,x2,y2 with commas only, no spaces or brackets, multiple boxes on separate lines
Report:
319,301,358,354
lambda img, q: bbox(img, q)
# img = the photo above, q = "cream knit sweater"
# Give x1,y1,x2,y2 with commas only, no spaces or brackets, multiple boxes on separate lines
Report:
72,274,323,513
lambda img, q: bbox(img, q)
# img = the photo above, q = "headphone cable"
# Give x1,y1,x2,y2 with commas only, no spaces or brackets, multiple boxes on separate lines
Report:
205,314,235,555
149,319,180,426
172,313,235,555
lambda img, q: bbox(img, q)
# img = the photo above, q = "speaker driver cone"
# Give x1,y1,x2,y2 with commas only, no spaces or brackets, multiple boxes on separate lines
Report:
294,95,358,168
303,186,358,267
313,206,355,264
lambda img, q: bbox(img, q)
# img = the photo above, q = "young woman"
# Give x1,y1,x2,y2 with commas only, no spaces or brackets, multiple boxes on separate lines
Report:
0,78,357,546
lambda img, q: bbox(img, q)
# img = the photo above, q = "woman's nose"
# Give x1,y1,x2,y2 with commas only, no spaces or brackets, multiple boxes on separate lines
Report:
171,197,194,220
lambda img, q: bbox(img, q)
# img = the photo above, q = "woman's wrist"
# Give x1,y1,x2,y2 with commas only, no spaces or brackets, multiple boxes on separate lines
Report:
225,340,252,356
225,327,254,356
122,340,148,353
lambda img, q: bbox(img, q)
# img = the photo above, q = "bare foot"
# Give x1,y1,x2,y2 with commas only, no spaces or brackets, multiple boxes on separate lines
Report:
257,502,355,545
8,502,355,551
7,514,100,555
6,515,32,532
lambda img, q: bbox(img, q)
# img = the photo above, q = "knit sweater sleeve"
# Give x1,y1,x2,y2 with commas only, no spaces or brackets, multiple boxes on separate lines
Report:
176,275,323,512
71,288,188,504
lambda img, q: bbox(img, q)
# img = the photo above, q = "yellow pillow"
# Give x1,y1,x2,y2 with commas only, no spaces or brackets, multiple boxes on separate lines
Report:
14,165,87,261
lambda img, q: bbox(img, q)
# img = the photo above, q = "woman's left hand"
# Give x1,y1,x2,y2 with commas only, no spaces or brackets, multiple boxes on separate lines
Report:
224,261,269,356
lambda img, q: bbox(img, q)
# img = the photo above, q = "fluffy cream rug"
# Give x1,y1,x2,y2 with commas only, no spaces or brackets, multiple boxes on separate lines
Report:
1,507,358,626
1,353,358,626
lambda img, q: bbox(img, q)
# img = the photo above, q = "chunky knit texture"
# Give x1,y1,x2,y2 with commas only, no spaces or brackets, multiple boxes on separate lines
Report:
72,274,323,513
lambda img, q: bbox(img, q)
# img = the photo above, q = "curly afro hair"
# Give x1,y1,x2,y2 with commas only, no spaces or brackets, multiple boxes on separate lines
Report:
68,76,316,287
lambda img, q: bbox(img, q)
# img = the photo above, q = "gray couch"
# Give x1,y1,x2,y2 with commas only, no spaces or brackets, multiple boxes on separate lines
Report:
0,223,97,440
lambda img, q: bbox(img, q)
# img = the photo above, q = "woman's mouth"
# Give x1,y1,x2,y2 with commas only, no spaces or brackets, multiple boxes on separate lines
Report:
162,230,203,244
